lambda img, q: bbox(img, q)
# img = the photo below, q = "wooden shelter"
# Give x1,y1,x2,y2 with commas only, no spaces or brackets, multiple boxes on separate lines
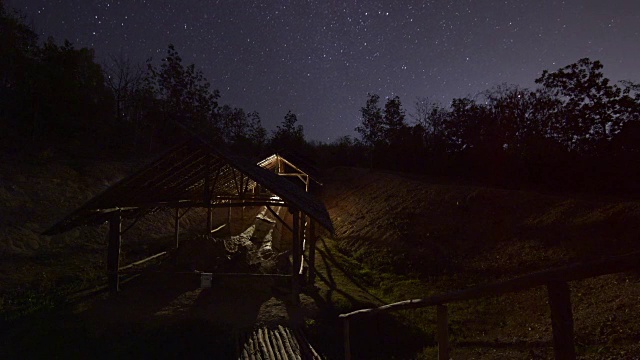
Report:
43,138,333,297
258,152,322,192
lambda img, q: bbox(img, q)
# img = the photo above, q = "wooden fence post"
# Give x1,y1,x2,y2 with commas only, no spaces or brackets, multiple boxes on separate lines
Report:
437,304,450,360
344,318,351,360
107,210,122,293
174,208,180,249
308,220,317,285
291,209,301,303
547,281,576,360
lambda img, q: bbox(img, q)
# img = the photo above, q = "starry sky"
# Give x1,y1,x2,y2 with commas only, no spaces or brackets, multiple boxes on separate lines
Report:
7,0,640,142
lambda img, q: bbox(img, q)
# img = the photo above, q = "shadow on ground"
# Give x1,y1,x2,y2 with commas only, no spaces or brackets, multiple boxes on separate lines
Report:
1,270,292,359
302,236,431,360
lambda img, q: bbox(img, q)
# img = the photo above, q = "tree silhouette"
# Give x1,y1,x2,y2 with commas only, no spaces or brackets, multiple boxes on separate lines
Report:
1,3,39,137
356,93,384,148
270,110,306,153
147,44,221,147
382,95,407,142
536,58,628,153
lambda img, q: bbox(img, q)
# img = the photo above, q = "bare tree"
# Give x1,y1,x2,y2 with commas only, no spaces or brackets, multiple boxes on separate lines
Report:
413,97,448,150
103,53,146,123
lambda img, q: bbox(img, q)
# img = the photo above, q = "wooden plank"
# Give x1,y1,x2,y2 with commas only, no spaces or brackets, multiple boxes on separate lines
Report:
277,325,299,360
91,199,285,214
178,206,193,219
340,250,640,319
296,329,321,360
118,251,168,271
344,319,351,360
272,328,289,360
210,223,226,234
247,333,257,360
267,205,294,233
285,328,303,359
299,214,306,276
204,157,212,232
308,220,317,285
107,210,122,293
174,208,180,248
259,328,276,360
274,173,307,177
253,332,265,360
437,304,450,360
67,273,140,302
291,210,301,302
547,281,576,360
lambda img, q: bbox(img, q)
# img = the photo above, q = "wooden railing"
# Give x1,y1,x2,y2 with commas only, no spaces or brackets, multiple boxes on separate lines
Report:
339,251,640,360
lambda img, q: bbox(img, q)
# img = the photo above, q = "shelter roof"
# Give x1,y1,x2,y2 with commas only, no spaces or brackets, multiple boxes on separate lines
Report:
257,151,322,185
44,139,333,235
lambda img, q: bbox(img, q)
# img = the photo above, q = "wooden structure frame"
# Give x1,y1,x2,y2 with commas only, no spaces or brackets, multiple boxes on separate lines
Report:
339,251,640,360
258,153,322,192
258,153,323,286
44,139,333,296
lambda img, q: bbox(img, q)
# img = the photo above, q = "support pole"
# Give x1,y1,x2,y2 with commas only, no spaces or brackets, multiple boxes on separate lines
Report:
344,318,351,360
300,214,307,277
547,281,576,360
204,156,212,232
308,220,317,285
291,209,301,303
174,207,180,249
437,304,450,360
227,202,231,234
207,206,212,232
107,210,122,293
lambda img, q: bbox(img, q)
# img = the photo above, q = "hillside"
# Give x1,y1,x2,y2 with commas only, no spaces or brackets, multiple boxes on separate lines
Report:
1,155,639,359
0,150,217,318
317,167,640,359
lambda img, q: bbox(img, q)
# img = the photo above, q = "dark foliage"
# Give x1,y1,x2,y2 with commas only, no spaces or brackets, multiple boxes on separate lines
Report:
3,4,640,195
0,6,267,159
349,59,640,195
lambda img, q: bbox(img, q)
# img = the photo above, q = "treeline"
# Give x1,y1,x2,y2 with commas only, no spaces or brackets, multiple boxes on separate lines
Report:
4,2,640,194
318,58,640,193
0,3,306,159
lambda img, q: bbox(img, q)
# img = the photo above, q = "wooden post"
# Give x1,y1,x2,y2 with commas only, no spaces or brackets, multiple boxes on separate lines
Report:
344,318,351,360
107,210,122,293
208,206,213,232
227,202,231,232
437,304,450,360
291,209,301,303
204,157,212,232
547,281,576,360
174,208,180,249
308,220,317,285
299,214,306,277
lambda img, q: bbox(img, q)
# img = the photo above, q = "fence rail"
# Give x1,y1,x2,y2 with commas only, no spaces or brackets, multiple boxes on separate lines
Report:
339,251,640,360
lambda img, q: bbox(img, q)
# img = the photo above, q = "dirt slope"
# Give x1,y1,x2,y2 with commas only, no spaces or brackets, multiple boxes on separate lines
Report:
321,167,640,359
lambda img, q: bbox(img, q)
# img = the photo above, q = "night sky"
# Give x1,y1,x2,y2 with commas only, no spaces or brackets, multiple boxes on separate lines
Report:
7,0,640,142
